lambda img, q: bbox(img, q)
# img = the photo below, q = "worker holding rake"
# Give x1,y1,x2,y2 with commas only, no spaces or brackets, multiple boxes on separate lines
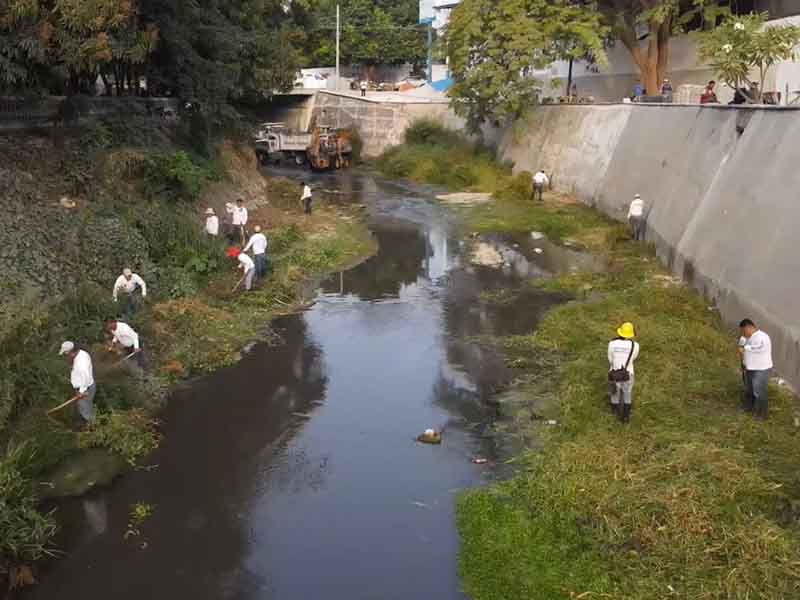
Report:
55,341,96,425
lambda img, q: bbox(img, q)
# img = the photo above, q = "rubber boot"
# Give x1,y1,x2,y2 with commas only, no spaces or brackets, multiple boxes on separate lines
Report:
610,402,619,417
622,403,631,424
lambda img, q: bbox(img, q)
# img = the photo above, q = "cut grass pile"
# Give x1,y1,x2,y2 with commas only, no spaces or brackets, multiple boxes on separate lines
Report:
457,201,800,599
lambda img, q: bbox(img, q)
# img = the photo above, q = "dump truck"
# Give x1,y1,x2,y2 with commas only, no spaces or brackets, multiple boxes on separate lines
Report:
254,122,353,170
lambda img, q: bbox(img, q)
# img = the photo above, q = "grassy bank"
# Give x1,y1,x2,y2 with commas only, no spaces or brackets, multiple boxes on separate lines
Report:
0,123,375,582
380,123,800,598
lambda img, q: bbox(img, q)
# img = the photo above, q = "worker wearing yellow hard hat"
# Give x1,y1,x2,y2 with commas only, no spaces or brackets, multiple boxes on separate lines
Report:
608,322,640,423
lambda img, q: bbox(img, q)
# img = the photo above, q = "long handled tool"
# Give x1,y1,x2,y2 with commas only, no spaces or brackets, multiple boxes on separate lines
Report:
47,393,83,416
231,272,247,293
112,350,138,368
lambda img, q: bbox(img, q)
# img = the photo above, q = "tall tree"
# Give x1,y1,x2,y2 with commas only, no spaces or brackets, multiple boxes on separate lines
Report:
447,0,608,133
598,0,728,95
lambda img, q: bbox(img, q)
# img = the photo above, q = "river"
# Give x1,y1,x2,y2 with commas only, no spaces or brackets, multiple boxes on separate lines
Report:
22,170,576,600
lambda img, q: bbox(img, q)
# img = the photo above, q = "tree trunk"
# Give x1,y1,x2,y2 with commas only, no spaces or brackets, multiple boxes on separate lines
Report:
656,19,671,86
645,20,660,95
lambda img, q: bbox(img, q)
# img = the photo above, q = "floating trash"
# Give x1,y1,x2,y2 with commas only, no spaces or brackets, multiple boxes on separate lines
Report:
534,248,544,255
471,457,488,465
417,428,442,444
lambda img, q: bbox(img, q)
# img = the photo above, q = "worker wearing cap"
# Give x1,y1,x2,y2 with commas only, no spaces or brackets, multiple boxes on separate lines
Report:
243,225,268,278
628,194,645,241
112,268,147,318
59,341,96,424
608,322,640,423
106,320,145,368
205,207,219,236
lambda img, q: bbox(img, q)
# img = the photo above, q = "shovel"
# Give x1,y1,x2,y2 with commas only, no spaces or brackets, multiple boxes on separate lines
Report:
231,272,247,293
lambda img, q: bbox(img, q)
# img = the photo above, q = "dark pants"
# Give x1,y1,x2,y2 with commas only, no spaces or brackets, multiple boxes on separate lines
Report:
304,197,313,215
119,287,142,320
629,216,645,241
254,253,268,278
531,183,544,202
743,369,770,418
361,89,366,97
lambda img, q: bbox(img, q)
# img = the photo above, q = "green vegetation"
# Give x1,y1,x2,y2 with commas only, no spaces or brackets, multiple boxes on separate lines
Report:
125,502,155,539
379,122,800,596
447,0,607,131
698,11,800,103
377,119,512,192
458,190,800,598
0,122,375,580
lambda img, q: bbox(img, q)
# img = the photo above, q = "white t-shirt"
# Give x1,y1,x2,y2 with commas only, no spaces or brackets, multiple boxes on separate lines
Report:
741,330,773,371
206,215,219,235
113,322,140,350
71,349,95,393
533,172,549,185
238,253,255,272
608,339,640,375
302,185,312,200
113,273,147,301
244,233,268,255
628,198,644,218
227,205,248,225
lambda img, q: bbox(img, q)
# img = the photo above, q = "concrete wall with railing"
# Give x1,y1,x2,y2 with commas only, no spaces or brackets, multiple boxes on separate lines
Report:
498,103,800,388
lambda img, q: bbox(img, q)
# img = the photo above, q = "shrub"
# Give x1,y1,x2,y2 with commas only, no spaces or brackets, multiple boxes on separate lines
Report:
0,445,57,572
137,151,212,202
79,409,161,466
404,118,468,148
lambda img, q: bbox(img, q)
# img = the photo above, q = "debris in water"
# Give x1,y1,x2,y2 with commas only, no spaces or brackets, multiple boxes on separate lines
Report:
8,566,36,590
471,457,488,465
545,420,558,426
59,196,77,209
777,378,786,386
471,243,504,267
411,501,429,508
417,428,442,444
292,412,313,419
530,231,545,240
534,247,544,254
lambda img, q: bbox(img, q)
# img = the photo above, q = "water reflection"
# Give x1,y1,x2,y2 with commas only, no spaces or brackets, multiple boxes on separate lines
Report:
21,172,591,600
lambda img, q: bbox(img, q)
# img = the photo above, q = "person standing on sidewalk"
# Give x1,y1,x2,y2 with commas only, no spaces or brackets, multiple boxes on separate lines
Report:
628,194,645,241
301,182,313,215
59,341,96,426
608,322,640,423
244,225,269,278
738,319,773,419
531,170,549,202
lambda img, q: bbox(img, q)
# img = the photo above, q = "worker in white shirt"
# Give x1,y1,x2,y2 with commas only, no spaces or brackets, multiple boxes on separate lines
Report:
243,225,268,278
300,182,313,215
607,322,640,423
236,250,256,291
106,320,145,369
226,198,249,245
112,268,147,318
627,194,645,241
360,80,368,97
738,318,773,419
59,341,96,424
205,207,219,236
531,170,549,202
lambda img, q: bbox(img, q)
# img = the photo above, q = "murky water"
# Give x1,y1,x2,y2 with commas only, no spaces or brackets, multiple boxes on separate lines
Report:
23,171,572,600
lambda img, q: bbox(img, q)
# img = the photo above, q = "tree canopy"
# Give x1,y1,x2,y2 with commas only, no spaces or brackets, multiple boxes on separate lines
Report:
597,0,729,94
447,0,608,133
293,0,427,72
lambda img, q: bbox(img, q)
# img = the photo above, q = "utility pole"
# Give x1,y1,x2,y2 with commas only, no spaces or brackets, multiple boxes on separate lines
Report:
426,20,433,83
335,4,341,91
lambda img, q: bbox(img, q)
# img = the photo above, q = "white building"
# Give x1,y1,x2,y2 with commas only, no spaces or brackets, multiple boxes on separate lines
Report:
419,0,461,31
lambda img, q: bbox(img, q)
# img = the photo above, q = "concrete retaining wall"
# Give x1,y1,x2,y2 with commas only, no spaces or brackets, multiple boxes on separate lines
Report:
312,92,465,157
498,104,800,387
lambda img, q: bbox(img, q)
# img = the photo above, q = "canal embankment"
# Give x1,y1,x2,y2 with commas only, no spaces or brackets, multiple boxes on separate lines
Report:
0,121,375,590
376,121,800,599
